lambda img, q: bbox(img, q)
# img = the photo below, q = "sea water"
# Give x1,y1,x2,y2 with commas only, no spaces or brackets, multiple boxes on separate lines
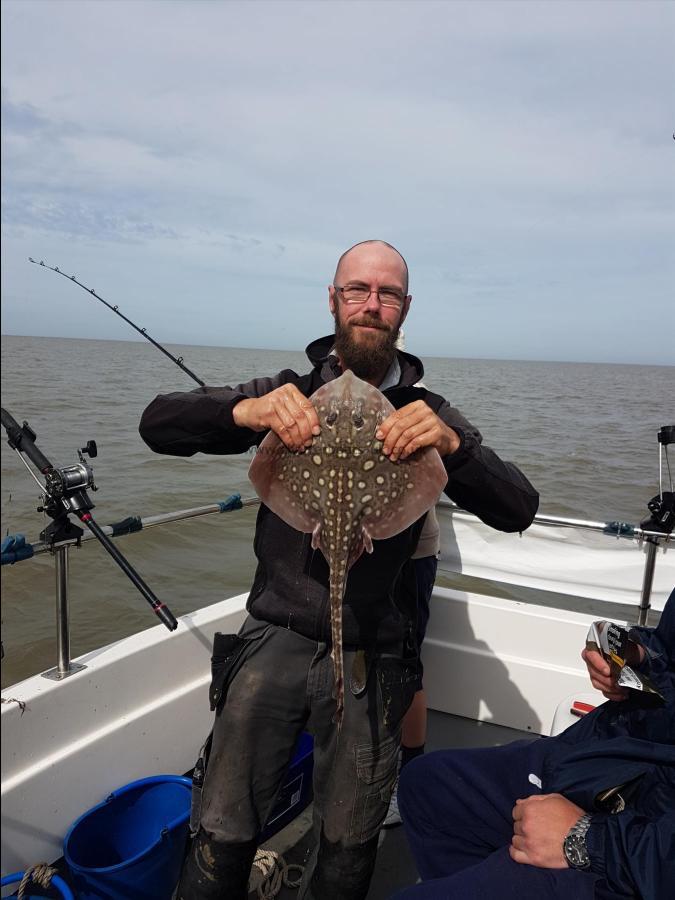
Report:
1,334,673,686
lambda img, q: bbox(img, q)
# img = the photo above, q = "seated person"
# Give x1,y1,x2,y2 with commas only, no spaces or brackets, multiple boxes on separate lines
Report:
392,589,675,900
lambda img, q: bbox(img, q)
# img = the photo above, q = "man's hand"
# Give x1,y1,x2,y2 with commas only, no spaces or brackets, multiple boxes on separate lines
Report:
233,385,320,451
510,794,585,868
581,641,645,702
376,401,461,461
581,648,628,701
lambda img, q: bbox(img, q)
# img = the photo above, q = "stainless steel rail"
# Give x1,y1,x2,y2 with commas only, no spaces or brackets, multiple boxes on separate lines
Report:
4,498,671,679
23,496,262,556
439,500,672,542
22,498,674,555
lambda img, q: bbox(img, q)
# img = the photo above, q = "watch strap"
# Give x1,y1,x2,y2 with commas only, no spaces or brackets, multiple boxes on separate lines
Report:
563,813,592,870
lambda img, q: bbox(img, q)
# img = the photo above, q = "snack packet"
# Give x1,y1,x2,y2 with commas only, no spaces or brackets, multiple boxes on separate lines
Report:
586,620,664,704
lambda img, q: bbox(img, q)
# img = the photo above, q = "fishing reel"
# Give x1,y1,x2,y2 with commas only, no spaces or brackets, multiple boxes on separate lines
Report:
640,425,674,536
3,415,98,542
1,408,177,631
45,441,98,497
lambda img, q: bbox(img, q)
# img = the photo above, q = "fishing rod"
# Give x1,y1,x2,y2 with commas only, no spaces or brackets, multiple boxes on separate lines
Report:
28,258,205,387
1,407,178,632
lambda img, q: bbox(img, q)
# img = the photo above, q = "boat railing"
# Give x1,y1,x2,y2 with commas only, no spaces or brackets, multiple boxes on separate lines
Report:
2,494,672,681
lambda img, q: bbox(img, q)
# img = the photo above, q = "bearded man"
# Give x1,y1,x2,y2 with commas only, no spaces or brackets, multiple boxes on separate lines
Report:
139,240,539,900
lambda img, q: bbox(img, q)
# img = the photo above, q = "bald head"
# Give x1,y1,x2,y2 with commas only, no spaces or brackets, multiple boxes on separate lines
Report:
333,240,409,295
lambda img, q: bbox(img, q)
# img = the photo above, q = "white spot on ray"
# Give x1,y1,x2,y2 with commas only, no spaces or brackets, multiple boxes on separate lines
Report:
248,370,449,729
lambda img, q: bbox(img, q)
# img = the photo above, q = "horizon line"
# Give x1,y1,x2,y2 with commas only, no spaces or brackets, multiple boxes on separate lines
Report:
1,331,673,369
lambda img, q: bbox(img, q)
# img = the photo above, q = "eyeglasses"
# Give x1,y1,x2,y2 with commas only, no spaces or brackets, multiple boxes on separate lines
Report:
334,284,406,310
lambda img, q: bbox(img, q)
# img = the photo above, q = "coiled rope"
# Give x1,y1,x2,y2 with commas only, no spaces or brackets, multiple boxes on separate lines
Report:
250,848,304,898
17,863,58,899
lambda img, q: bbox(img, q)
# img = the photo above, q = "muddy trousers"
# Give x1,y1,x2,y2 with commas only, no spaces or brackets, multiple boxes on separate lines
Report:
177,617,418,900
392,740,626,900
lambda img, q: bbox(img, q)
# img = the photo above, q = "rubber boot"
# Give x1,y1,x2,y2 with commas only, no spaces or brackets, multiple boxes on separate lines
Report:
299,831,380,900
176,828,257,900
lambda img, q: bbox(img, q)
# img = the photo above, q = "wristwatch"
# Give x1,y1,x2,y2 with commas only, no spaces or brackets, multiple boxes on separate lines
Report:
563,813,592,870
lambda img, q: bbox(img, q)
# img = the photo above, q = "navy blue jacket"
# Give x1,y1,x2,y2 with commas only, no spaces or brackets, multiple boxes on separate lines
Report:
543,590,675,899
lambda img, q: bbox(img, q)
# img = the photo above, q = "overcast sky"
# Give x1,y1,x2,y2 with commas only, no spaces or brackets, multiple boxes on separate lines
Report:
1,0,673,364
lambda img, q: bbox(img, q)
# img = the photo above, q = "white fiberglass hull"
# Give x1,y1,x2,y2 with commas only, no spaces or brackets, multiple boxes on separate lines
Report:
2,507,671,877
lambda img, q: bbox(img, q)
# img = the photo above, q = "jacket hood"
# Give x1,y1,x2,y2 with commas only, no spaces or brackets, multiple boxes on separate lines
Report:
305,334,425,389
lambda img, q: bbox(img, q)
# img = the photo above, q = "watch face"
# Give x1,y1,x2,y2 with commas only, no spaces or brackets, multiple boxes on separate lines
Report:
564,836,590,870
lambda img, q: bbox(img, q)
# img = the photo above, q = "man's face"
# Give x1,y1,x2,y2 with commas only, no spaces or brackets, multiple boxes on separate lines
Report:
328,244,411,380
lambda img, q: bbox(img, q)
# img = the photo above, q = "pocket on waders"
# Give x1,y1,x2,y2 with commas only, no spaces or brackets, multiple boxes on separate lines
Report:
209,632,253,712
191,625,270,836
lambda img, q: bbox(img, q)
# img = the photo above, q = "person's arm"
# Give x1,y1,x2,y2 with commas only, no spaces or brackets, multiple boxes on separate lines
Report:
581,644,645,702
139,369,317,456
510,793,584,868
581,589,674,700
374,398,538,533
586,809,675,900
629,588,675,673
433,401,539,533
511,796,675,900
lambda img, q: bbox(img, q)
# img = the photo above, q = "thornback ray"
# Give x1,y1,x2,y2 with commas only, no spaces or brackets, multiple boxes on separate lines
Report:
248,370,448,727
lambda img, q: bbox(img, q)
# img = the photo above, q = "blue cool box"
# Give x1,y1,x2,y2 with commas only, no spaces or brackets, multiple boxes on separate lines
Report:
261,731,314,841
61,734,314,899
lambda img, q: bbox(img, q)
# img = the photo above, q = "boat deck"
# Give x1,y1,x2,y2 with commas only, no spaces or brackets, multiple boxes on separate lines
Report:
258,710,536,899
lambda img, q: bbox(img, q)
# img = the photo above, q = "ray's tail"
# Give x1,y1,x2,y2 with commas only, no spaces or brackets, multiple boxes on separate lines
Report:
328,553,348,730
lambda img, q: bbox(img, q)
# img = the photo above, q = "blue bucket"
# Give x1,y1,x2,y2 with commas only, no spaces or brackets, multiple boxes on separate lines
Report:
63,775,191,900
0,871,74,899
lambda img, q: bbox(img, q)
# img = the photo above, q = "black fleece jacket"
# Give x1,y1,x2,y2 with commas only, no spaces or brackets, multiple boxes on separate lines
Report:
139,336,539,646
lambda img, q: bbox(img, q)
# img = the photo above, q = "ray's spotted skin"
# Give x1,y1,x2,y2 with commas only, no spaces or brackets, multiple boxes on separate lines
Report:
249,370,447,727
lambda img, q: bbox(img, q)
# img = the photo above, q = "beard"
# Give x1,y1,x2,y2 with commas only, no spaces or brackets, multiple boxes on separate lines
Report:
334,311,400,381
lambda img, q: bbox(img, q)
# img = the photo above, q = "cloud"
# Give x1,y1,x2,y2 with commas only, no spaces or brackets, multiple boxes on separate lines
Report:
1,0,673,363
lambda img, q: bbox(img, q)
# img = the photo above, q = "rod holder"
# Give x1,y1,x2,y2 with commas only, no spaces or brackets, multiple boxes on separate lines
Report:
637,539,658,627
43,545,86,681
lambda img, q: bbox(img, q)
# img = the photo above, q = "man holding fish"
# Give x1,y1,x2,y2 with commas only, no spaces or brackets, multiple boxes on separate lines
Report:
140,240,539,899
